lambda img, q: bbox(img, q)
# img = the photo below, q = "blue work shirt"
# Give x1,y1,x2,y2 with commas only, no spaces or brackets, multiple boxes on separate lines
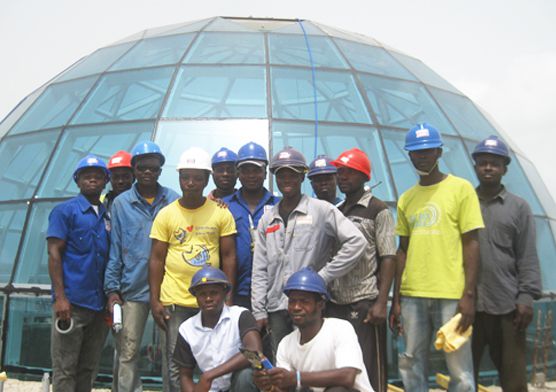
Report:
104,183,179,303
223,188,279,297
47,193,110,312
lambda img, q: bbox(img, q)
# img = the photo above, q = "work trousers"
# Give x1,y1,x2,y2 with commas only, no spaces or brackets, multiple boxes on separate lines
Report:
267,310,293,360
51,305,109,392
326,299,387,392
472,311,528,392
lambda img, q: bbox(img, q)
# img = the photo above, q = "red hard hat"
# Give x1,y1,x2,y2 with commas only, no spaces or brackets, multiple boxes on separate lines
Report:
331,148,371,180
108,150,132,170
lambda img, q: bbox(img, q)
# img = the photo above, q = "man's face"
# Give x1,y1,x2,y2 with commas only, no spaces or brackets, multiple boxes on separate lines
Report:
195,284,226,316
275,168,304,198
179,169,210,198
212,162,237,192
238,163,266,192
409,148,442,173
474,153,507,187
109,167,134,195
133,156,162,187
336,167,367,195
287,290,323,329
77,167,107,197
310,173,337,201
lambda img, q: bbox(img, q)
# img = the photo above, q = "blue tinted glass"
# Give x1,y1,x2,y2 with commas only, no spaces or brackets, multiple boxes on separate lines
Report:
272,121,395,201
269,34,348,68
37,122,153,198
464,141,544,215
184,33,264,64
55,42,136,82
163,66,266,118
360,74,456,134
4,296,52,369
383,130,477,196
111,34,194,70
0,203,27,283
536,218,556,291
155,119,269,193
72,67,174,124
334,39,416,80
271,67,371,124
517,156,556,219
10,77,98,134
13,202,58,285
0,130,60,201
0,86,46,139
429,88,497,140
389,52,460,93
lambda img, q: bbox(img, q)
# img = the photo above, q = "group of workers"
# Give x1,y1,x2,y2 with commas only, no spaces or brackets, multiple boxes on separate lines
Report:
46,122,541,392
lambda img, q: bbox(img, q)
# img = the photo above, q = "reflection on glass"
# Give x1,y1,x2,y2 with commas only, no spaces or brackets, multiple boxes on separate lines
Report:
360,74,456,134
184,33,264,64
13,202,57,285
111,34,194,70
10,77,98,134
381,129,418,195
154,120,269,193
535,218,556,291
164,66,266,118
334,39,415,80
269,34,347,68
72,67,174,124
1,86,47,138
0,130,61,201
389,52,460,94
272,121,394,201
37,123,153,198
429,88,497,140
55,42,136,82
0,204,27,283
271,67,371,124
517,156,556,219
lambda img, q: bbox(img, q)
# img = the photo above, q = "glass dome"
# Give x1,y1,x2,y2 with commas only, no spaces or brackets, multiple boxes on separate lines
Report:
1,16,554,383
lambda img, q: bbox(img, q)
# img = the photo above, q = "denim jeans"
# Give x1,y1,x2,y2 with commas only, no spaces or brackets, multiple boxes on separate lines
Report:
112,301,150,392
51,305,109,392
230,367,258,392
268,310,293,359
399,297,475,392
161,305,199,392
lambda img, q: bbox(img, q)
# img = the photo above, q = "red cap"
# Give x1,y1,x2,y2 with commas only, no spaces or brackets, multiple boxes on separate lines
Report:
108,150,132,170
331,148,371,180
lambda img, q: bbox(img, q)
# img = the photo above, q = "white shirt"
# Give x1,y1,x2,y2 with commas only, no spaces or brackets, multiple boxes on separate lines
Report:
276,317,374,392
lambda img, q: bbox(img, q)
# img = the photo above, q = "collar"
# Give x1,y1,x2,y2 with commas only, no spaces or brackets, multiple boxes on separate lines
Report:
193,304,232,331
271,194,309,218
477,185,507,203
233,187,275,205
130,183,164,204
77,193,105,215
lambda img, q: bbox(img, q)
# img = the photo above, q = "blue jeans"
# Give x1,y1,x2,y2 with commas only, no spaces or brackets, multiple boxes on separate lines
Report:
399,297,475,392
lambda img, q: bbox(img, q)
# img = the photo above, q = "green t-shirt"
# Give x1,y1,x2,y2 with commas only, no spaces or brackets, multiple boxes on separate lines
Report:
396,175,484,299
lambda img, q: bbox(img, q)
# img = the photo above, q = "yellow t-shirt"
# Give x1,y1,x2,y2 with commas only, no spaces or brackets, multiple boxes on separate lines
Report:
150,199,236,307
396,175,484,299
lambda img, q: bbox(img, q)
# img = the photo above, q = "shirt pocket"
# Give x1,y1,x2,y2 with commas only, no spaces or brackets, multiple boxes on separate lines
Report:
67,227,94,255
122,224,148,262
292,225,314,251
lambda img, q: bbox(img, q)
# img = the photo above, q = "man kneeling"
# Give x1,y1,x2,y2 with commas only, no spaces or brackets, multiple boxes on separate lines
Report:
173,266,261,392
254,267,373,392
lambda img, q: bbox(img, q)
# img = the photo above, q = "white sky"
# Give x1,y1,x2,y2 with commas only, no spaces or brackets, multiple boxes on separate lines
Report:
1,0,555,200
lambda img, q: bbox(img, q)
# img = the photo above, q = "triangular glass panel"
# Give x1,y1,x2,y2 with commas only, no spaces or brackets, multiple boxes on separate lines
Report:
143,18,213,39
204,17,257,32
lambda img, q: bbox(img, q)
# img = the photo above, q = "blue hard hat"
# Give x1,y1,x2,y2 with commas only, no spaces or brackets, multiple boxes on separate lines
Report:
269,146,308,174
73,154,109,183
212,147,238,165
472,135,511,164
308,155,337,178
189,265,231,295
404,123,443,152
237,142,268,165
130,141,166,166
283,267,330,300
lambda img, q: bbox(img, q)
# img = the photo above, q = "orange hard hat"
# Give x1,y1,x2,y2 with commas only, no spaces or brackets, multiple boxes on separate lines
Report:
108,150,132,170
331,148,371,180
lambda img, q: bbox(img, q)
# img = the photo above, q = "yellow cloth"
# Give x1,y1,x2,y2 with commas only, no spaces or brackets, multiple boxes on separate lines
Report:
396,175,484,299
434,313,473,353
145,196,155,205
150,199,236,307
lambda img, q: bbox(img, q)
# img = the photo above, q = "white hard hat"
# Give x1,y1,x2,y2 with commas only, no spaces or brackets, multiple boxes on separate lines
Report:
176,147,212,172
